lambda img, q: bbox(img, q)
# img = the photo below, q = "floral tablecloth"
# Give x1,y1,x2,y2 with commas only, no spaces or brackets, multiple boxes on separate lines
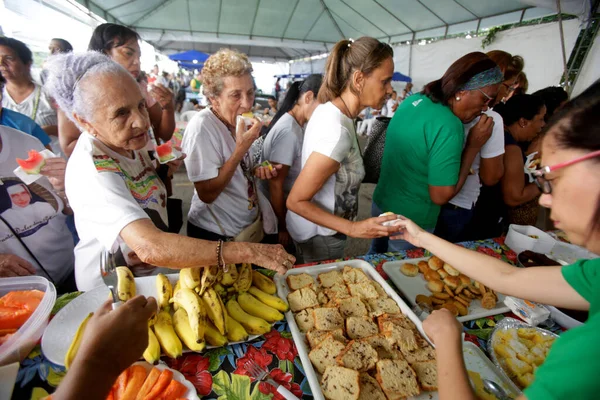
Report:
12,236,562,400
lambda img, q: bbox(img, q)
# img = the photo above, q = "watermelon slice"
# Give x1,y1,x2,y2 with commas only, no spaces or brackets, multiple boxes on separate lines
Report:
16,150,45,175
155,142,175,163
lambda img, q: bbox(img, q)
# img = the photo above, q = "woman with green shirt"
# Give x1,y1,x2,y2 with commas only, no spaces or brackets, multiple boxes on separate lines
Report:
370,52,503,253
392,80,600,400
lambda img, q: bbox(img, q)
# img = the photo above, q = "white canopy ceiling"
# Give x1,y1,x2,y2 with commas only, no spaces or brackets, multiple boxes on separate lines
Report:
71,0,582,60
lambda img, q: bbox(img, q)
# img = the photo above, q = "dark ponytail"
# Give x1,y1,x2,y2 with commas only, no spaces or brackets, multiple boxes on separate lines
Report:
494,94,545,126
268,74,323,133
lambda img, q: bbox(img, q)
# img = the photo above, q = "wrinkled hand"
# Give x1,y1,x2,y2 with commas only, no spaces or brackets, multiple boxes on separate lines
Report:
347,214,403,239
388,217,427,247
235,117,262,152
423,309,463,345
74,296,157,375
254,163,283,180
149,84,174,110
0,254,36,277
166,149,186,178
247,243,295,275
467,114,493,149
40,157,67,193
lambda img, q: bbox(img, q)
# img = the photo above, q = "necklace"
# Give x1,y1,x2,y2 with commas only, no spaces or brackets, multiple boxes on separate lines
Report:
211,107,235,131
339,95,353,118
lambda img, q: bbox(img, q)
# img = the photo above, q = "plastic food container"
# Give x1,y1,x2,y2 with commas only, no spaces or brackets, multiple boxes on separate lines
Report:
0,276,56,366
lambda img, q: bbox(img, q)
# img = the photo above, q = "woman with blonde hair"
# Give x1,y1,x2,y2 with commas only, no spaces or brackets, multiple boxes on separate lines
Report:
286,37,401,263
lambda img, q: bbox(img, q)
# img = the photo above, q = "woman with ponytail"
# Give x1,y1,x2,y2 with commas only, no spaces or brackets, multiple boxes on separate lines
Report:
286,37,401,263
260,74,322,249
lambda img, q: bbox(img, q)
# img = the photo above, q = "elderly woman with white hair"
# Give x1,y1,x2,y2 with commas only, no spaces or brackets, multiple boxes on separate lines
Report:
44,52,295,291
182,48,277,242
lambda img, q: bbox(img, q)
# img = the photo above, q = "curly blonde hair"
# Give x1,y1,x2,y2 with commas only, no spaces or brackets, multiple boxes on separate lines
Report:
201,48,253,98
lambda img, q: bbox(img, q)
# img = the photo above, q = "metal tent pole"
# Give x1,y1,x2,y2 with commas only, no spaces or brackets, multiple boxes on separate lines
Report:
556,0,570,92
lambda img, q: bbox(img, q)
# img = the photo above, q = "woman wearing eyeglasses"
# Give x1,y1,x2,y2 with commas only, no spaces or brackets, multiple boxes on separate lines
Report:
391,80,600,400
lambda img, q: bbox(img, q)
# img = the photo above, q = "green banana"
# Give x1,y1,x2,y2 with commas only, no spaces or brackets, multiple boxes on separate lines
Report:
226,299,271,335
248,286,289,312
204,320,228,347
238,292,284,322
220,264,238,286
143,327,160,364
156,273,173,311
173,308,206,352
154,310,183,359
116,266,136,301
201,288,226,335
234,263,252,292
180,268,201,289
170,288,206,342
251,270,277,294
64,312,93,369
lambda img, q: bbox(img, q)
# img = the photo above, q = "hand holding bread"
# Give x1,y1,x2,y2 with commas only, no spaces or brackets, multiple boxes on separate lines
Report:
422,309,463,346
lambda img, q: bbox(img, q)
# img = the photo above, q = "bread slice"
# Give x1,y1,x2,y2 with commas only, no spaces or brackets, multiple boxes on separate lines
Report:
358,373,386,400
381,321,418,353
348,282,379,299
318,270,344,288
370,281,388,297
412,360,438,391
294,308,315,332
377,313,417,332
365,297,401,317
307,328,347,349
342,266,370,284
286,273,315,291
375,359,420,399
337,296,368,318
317,290,330,305
287,287,319,312
313,307,344,331
321,366,360,400
401,345,436,364
323,283,351,301
336,340,379,372
363,334,403,360
346,316,378,339
308,334,346,374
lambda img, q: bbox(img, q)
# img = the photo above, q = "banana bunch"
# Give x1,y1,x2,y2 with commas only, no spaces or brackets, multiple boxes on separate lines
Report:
233,263,252,292
154,310,183,359
198,265,219,295
170,288,207,343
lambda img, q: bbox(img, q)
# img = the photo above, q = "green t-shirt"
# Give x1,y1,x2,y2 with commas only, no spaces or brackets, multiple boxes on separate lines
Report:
373,93,463,228
525,258,600,399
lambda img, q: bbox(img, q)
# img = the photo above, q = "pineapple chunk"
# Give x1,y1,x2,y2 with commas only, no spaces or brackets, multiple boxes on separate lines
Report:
494,342,517,360
517,328,538,340
506,357,533,376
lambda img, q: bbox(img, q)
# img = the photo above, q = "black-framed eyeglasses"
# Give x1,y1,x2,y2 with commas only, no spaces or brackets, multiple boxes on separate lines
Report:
533,150,600,194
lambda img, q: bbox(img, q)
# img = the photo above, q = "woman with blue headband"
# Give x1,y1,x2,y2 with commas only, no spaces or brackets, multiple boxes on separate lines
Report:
371,52,504,253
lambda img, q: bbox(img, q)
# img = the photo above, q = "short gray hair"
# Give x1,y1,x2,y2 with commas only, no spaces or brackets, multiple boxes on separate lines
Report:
201,48,253,99
44,51,132,128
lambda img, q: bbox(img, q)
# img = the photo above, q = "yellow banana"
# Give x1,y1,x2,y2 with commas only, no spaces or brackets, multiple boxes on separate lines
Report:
220,264,238,286
156,273,173,310
234,263,252,292
148,311,157,327
170,288,206,342
238,292,284,322
173,308,206,352
226,299,271,335
224,308,249,342
154,310,183,359
116,266,136,301
64,312,93,369
251,270,277,294
198,265,219,295
173,280,181,311
213,283,227,297
204,320,228,347
248,286,289,312
201,288,226,335
180,268,201,289
143,327,160,364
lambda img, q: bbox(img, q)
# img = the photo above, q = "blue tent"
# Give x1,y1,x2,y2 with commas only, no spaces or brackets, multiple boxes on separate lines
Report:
168,50,210,63
178,62,203,71
392,72,412,82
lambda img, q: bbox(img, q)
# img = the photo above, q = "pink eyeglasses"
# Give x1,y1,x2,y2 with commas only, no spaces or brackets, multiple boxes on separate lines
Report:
534,149,600,194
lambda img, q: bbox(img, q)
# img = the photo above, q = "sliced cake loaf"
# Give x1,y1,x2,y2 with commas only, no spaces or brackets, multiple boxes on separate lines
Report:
287,287,319,312
313,307,344,331
318,270,344,288
342,266,370,284
370,280,388,297
321,366,360,400
323,283,351,301
336,340,379,371
412,360,438,391
375,359,420,399
365,297,401,317
347,282,379,299
401,345,436,364
381,321,419,352
363,334,403,360
337,296,368,318
358,373,386,400
286,273,315,291
307,328,347,349
346,316,379,339
308,334,346,374
294,308,315,332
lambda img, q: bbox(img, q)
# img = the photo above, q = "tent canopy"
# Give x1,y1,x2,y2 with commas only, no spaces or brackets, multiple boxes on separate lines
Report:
392,72,412,82
73,0,574,61
168,49,210,63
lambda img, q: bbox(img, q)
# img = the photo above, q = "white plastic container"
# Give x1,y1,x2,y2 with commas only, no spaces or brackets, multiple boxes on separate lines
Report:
0,276,56,366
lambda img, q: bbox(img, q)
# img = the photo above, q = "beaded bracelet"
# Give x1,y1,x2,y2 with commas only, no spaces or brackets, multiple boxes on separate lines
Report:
217,239,228,273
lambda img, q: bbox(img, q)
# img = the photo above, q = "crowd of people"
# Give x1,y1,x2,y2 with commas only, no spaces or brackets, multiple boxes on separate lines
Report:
0,22,598,400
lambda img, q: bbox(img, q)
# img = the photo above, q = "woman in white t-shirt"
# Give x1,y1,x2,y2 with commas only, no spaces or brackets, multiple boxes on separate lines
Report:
182,49,278,242
0,37,60,153
260,74,322,249
44,52,295,290
286,37,402,263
